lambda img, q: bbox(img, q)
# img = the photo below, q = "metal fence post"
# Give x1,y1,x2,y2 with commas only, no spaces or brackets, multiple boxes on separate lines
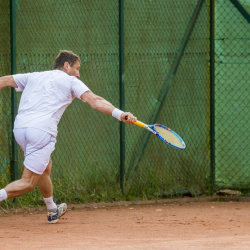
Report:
119,0,125,193
210,0,215,194
10,0,18,181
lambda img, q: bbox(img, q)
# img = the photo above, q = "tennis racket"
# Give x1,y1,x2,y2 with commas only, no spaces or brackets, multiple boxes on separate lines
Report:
126,117,186,150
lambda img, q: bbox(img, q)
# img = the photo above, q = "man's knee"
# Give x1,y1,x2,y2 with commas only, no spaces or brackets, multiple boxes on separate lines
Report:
23,179,37,192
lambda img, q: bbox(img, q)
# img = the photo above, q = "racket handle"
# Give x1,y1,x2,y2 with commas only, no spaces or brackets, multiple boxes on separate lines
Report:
133,120,146,128
125,116,146,128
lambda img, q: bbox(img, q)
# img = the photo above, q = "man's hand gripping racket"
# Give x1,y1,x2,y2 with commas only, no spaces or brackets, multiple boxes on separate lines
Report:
124,115,186,150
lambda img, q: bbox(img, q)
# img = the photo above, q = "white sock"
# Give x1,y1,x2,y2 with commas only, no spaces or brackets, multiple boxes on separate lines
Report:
0,189,8,202
43,196,57,210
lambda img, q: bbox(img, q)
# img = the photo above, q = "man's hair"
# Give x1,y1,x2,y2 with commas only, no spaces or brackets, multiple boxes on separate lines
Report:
54,50,80,69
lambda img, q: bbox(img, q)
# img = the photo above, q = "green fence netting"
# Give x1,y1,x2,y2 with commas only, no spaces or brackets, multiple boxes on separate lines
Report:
14,0,121,204
0,0,12,190
214,0,250,190
124,0,211,197
0,0,249,208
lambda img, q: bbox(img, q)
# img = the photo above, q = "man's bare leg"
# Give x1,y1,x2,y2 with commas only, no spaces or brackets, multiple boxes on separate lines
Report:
4,167,41,198
37,158,53,198
37,158,57,211
37,158,67,224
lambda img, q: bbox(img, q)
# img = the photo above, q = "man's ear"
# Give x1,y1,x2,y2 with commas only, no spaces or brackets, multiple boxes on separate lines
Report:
63,62,70,71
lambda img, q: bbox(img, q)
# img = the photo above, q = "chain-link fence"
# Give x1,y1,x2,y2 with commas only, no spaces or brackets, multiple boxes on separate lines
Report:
214,0,250,190
124,0,211,197
0,0,249,208
14,0,121,205
0,0,12,191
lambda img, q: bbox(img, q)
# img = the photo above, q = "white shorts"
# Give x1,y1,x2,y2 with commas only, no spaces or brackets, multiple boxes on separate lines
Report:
13,128,57,175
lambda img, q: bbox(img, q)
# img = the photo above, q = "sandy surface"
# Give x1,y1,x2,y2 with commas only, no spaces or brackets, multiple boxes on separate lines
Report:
0,199,250,249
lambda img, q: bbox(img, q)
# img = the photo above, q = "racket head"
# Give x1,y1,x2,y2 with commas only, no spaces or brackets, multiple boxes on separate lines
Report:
151,124,186,150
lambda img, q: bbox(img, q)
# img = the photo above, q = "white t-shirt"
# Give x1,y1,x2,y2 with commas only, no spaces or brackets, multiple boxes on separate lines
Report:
13,70,90,137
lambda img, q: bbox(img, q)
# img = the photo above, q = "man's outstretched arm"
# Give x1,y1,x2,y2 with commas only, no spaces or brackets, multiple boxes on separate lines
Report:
80,91,137,124
0,76,18,90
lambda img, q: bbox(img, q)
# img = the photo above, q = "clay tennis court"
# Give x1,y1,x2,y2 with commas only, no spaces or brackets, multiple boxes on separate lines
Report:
1,197,250,249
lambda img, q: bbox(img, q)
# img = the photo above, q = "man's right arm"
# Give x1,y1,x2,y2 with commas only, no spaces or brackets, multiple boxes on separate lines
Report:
81,91,137,124
0,76,18,90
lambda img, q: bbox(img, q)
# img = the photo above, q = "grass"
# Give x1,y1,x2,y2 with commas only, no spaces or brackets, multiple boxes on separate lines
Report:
1,158,249,212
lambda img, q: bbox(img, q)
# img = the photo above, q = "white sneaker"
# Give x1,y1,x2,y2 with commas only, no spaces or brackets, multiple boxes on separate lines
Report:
47,203,67,224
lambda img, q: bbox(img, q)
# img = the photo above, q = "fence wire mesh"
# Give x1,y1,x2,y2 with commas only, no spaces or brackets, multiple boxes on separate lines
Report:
0,0,12,190
124,0,211,197
14,0,121,204
214,0,250,190
0,0,249,208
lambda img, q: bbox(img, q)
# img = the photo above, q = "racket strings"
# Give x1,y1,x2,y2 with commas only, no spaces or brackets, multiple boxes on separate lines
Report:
154,126,183,148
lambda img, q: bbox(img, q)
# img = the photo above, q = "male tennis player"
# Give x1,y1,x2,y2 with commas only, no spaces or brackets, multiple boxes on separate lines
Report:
0,50,136,224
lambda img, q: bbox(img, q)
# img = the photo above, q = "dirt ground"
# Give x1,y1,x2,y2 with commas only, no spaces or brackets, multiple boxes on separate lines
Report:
0,197,250,249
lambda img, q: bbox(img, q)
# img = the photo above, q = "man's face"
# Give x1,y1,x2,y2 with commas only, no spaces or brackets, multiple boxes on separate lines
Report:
67,60,81,78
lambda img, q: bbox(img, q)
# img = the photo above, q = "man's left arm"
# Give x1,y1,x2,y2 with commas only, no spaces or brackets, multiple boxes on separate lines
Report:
0,76,18,90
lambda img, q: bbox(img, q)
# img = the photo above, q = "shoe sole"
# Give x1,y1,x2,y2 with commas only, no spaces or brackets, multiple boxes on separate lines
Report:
48,218,59,224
